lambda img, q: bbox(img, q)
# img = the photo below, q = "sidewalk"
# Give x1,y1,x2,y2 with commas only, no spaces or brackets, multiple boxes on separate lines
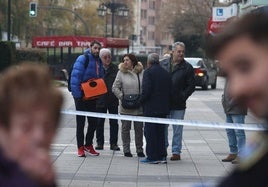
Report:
52,77,259,187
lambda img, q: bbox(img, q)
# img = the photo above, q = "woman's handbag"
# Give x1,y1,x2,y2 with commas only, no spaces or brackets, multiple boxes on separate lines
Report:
81,78,107,100
121,74,141,109
121,94,140,109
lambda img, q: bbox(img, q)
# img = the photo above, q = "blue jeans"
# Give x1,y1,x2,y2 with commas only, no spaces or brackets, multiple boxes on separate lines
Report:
225,114,246,155
165,110,185,155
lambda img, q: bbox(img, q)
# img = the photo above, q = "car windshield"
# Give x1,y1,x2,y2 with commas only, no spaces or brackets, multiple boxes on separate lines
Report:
185,58,201,66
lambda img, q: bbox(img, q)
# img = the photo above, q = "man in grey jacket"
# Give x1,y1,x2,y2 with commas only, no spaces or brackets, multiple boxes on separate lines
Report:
221,81,247,163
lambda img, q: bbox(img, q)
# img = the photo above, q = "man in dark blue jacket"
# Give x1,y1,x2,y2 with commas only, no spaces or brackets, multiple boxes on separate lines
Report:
160,42,195,161
70,40,104,157
140,53,172,164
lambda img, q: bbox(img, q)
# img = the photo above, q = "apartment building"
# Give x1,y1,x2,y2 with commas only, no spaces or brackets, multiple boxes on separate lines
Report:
133,0,173,55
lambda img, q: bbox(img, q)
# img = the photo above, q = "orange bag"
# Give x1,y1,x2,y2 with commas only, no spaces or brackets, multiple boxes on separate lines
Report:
81,78,107,100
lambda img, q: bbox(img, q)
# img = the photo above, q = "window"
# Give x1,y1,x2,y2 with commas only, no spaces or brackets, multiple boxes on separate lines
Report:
149,1,156,9
148,31,155,40
148,16,155,25
141,9,147,19
142,26,147,36
161,31,170,40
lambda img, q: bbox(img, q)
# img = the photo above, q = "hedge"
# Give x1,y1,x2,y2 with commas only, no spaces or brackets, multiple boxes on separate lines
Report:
16,48,46,63
0,42,46,72
0,41,16,72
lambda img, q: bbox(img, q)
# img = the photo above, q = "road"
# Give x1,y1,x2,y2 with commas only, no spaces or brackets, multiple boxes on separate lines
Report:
52,76,261,187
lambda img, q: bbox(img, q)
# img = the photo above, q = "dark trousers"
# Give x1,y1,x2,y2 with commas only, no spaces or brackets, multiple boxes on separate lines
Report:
96,105,119,145
144,115,167,161
74,98,97,148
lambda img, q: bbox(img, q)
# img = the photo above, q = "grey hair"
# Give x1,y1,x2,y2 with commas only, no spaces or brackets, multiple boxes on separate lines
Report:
172,41,185,50
99,48,111,57
147,53,159,64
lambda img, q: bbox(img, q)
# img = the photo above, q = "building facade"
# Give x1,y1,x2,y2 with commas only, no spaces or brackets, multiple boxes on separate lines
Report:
132,0,173,55
239,0,268,14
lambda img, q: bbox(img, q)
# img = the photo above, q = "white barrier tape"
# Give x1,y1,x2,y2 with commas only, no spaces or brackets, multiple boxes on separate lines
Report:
61,110,266,131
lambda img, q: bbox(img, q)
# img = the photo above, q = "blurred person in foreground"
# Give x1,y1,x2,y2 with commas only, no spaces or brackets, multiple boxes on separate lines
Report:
0,63,63,186
139,53,171,164
160,41,195,161
206,10,268,186
95,48,120,151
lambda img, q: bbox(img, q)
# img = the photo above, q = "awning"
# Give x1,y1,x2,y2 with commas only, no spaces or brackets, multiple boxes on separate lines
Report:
32,36,129,48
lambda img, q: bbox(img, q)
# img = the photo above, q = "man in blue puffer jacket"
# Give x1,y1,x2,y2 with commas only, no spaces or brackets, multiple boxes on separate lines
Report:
70,40,104,157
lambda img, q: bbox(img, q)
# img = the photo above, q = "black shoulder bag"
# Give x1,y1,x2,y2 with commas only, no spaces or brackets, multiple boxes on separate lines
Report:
121,74,141,109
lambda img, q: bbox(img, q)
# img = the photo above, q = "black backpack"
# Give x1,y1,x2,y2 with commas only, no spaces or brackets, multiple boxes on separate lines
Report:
68,54,90,92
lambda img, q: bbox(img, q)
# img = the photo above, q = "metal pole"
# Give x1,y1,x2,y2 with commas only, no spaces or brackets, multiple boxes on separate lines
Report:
111,1,115,58
132,38,134,53
111,9,115,38
105,13,108,37
7,0,11,41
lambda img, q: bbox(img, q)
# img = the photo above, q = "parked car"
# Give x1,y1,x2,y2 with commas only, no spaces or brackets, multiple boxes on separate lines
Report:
185,57,217,90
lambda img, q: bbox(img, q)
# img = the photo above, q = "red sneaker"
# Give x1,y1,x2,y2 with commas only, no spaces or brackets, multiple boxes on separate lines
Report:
84,145,100,156
77,146,85,157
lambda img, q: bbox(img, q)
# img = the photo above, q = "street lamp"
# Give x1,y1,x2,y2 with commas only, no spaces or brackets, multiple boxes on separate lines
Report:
7,0,11,41
97,1,129,38
97,1,129,57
